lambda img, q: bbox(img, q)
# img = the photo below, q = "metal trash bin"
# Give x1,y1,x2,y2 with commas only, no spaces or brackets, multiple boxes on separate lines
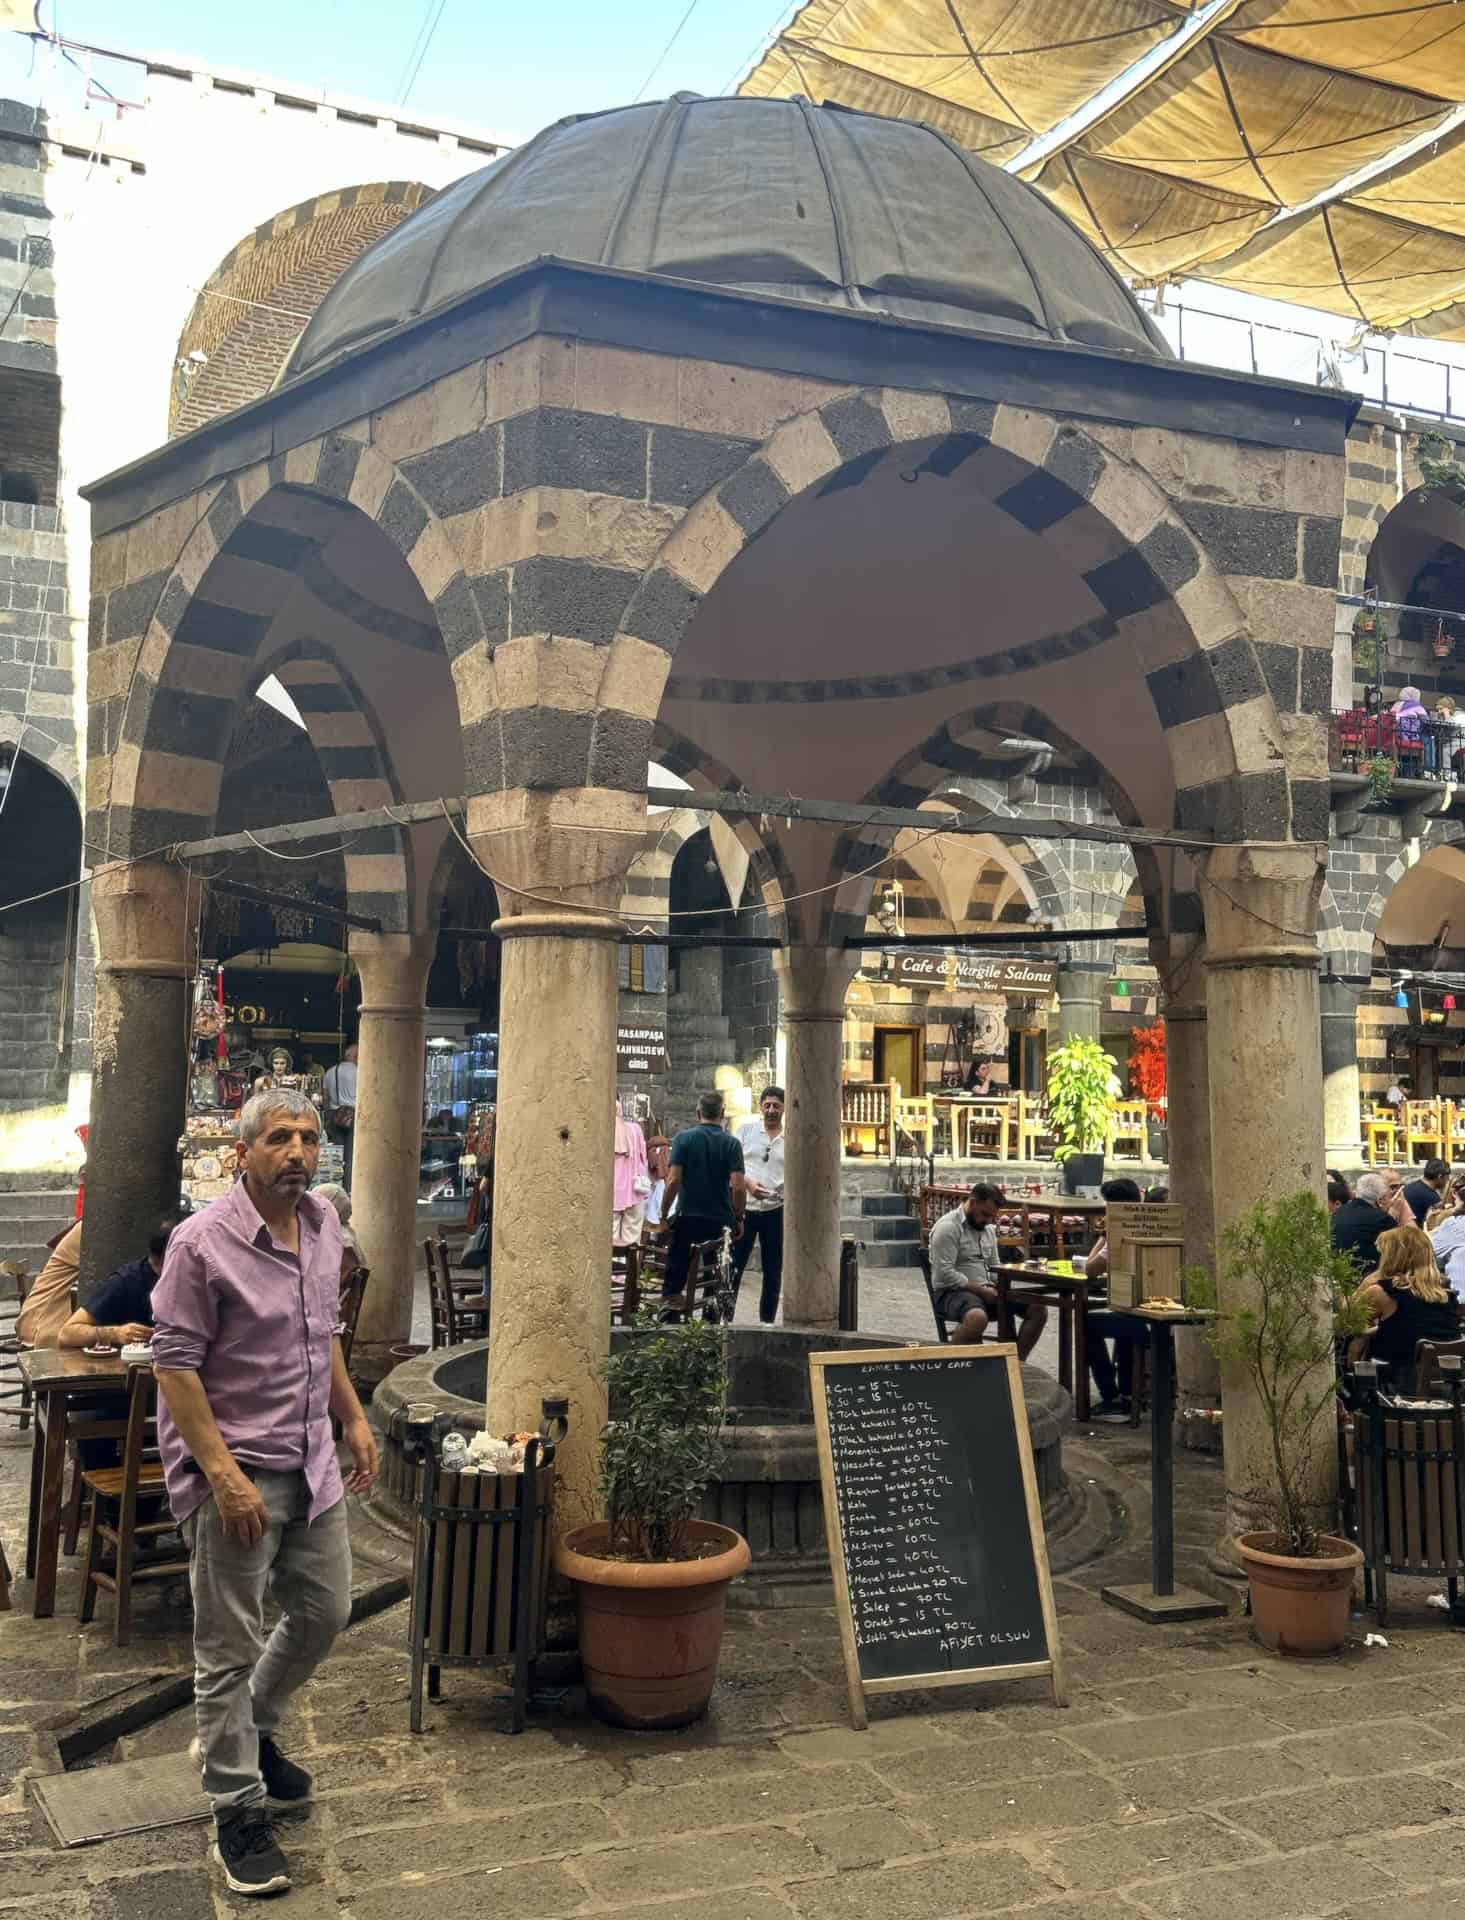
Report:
399,1396,567,1732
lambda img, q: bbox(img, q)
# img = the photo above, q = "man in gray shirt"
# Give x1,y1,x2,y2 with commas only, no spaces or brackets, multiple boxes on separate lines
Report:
927,1182,1048,1357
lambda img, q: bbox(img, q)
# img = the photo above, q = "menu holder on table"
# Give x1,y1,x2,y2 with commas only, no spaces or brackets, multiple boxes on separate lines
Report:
809,1344,1065,1730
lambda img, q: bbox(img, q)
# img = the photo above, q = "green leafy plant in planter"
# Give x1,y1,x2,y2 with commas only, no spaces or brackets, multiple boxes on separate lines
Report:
555,1308,751,1728
1416,429,1465,504
1201,1191,1373,1655
1045,1037,1119,1188
600,1309,729,1559
1364,754,1395,804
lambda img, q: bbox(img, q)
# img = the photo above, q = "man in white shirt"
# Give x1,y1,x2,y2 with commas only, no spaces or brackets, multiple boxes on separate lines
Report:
322,1044,358,1185
732,1087,785,1324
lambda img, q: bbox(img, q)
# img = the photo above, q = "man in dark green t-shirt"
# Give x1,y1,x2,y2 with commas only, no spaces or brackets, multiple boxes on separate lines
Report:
662,1091,746,1303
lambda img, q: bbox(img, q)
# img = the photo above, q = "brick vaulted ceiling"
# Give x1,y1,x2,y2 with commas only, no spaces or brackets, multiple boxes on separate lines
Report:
169,182,432,436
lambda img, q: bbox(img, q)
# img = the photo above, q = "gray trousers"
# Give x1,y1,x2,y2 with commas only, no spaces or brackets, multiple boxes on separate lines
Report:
183,1469,352,1815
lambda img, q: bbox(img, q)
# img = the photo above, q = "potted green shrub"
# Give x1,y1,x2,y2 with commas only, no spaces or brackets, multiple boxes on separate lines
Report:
555,1310,750,1728
1206,1192,1371,1656
1045,1037,1118,1193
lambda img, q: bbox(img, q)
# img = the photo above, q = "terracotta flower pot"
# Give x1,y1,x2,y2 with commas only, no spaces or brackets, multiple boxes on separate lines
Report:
1236,1531,1362,1657
556,1520,751,1729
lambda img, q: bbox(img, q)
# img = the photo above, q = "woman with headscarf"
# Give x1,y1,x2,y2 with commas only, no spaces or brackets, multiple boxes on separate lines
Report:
312,1181,359,1285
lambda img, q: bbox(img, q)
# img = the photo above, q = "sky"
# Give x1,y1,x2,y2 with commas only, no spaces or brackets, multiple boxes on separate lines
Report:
0,1,796,145
6,0,1465,411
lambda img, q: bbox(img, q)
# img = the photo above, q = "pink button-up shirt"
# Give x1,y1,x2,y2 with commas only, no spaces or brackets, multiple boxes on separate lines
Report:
151,1181,344,1524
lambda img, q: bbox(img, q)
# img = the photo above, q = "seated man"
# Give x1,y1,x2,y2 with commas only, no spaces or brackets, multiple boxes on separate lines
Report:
16,1218,83,1349
927,1182,1048,1356
57,1215,184,1353
56,1215,185,1467
1084,1177,1152,1423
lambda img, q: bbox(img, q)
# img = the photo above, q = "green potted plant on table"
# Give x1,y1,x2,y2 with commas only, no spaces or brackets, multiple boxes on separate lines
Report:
1208,1191,1371,1656
555,1310,749,1728
1045,1036,1118,1194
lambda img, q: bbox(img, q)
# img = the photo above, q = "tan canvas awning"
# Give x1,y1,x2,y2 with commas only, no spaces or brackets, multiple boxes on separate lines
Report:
740,0,1465,332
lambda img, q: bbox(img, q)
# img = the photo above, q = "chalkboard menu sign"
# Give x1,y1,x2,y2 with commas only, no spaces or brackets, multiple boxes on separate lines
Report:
810,1345,1065,1728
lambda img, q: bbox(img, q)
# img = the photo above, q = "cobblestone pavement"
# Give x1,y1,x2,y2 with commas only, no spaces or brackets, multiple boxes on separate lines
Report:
3,1316,1465,1917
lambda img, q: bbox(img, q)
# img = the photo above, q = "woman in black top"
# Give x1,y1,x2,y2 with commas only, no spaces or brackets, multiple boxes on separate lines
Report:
1354,1226,1461,1392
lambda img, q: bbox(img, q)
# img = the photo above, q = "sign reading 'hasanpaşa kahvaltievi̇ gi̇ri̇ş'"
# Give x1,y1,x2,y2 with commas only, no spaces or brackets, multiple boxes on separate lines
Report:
809,1345,1065,1729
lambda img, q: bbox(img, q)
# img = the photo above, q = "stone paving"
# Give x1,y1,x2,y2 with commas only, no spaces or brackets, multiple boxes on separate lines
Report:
4,1313,1465,1917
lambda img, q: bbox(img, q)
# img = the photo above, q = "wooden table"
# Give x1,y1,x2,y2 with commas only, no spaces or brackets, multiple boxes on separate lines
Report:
994,1265,1095,1422
1100,1308,1226,1625
19,1347,126,1618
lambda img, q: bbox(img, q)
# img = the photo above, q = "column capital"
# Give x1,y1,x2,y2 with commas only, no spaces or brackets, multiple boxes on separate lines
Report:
774,944,859,1018
1198,842,1325,975
466,787,645,916
93,860,194,979
348,929,437,1012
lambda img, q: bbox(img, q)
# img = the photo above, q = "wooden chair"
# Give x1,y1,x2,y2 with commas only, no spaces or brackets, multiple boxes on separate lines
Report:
891,1081,934,1157
1107,1100,1147,1163
841,1082,892,1159
611,1246,641,1324
337,1265,370,1371
1447,1105,1465,1167
661,1238,726,1322
959,1101,1009,1161
425,1239,490,1349
1365,1108,1399,1167
916,1249,950,1344
62,1404,132,1558
0,1263,32,1431
1008,1093,1049,1162
77,1366,189,1646
1415,1337,1465,1392
1405,1099,1446,1164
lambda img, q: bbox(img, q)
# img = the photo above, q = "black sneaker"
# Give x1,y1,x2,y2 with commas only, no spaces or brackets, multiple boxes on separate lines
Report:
213,1807,291,1896
259,1736,312,1804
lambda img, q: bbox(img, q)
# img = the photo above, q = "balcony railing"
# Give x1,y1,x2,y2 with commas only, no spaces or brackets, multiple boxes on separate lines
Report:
1330,709,1465,781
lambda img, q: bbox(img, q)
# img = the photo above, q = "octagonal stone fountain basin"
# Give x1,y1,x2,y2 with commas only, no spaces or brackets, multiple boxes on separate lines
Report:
372,1328,1096,1600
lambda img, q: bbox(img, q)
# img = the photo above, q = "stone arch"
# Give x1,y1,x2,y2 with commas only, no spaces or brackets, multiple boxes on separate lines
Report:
169,183,435,436
254,641,412,933
91,432,485,871
649,725,791,935
620,806,703,932
598,387,1294,845
0,708,77,796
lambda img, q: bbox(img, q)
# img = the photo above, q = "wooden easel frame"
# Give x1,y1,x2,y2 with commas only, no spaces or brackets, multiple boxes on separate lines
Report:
809,1342,1066,1730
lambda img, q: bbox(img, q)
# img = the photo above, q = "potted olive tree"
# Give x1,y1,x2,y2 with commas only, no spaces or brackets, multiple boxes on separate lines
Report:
555,1311,750,1728
1045,1037,1118,1193
1208,1192,1371,1656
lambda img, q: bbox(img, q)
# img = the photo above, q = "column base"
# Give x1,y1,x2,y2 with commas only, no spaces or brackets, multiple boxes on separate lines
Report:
1102,1582,1229,1623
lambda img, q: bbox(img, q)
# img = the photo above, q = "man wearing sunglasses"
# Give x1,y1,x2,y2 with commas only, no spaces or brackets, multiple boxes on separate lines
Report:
732,1087,786,1324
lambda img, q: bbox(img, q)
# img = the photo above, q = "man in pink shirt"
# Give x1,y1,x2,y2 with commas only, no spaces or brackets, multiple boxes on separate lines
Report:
152,1088,377,1896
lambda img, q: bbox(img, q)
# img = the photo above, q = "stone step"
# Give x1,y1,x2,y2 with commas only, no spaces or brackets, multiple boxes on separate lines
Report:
850,1240,923,1269
840,1214,918,1242
860,1193,911,1217
0,1171,73,1194
0,1243,54,1274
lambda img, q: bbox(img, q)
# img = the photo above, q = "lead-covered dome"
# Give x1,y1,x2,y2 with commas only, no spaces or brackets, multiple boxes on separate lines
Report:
290,94,1170,376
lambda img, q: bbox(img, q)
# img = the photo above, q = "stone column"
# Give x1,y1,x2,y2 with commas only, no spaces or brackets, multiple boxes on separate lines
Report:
1320,977,1364,1165
1202,842,1332,1545
469,789,642,1533
81,862,192,1302
348,930,436,1388
1058,941,1108,1044
776,947,859,1329
1153,934,1220,1452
